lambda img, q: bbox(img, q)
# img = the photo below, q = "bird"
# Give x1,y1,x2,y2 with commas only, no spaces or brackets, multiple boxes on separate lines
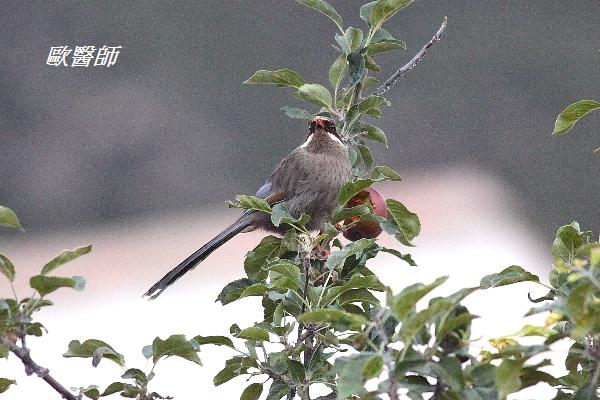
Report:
144,116,351,299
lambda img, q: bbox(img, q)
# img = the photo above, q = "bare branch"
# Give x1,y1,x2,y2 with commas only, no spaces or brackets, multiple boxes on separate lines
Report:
2,336,81,400
373,16,448,96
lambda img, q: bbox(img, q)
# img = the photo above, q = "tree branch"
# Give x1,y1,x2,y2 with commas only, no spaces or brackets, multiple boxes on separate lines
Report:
372,16,448,96
2,336,81,400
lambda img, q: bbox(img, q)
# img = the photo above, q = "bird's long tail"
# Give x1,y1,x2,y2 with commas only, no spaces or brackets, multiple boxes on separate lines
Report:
144,216,252,299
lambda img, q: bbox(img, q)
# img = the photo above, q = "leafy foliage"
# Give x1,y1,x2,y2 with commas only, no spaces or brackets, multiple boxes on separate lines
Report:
552,99,600,154
2,2,599,400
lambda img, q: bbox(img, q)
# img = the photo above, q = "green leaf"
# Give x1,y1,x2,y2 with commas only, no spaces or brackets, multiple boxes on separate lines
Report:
573,374,600,400
437,312,478,340
398,299,454,344
26,322,46,337
152,334,202,366
266,259,302,290
236,327,270,342
338,288,380,305
216,278,254,305
357,144,373,169
323,274,385,305
470,363,496,387
295,84,333,109
360,2,376,27
0,206,22,230
368,39,406,55
101,382,126,396
370,0,414,33
239,283,268,299
241,383,263,400
121,369,146,383
325,238,378,270
63,339,125,367
271,203,310,228
41,245,92,275
338,179,374,206
385,199,421,246
329,54,347,93
141,345,153,359
362,76,380,90
495,359,523,400
214,365,242,386
514,324,556,338
552,222,591,264
0,378,15,394
552,99,600,135
359,123,388,146
0,254,15,282
266,380,289,400
331,205,371,224
0,344,9,359
30,275,85,296
372,165,401,181
298,308,368,330
363,354,384,378
344,27,364,53
244,69,304,88
294,0,343,33
334,353,381,398
287,359,306,383
480,266,539,289
244,235,281,281
380,247,416,266
280,106,313,120
430,357,465,391
347,50,366,88
234,195,272,213
346,96,388,126
364,57,381,74
390,276,448,320
192,335,235,348
83,386,100,400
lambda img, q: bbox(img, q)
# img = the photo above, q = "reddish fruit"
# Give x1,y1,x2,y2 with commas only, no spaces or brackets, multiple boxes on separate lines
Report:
343,187,387,241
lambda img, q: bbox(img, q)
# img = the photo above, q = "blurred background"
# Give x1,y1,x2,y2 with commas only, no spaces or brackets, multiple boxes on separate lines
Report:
0,0,598,398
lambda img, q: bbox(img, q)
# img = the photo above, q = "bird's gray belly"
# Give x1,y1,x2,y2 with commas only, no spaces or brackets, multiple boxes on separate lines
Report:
285,163,348,231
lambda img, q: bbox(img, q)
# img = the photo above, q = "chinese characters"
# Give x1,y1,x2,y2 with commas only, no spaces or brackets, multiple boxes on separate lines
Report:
46,45,122,67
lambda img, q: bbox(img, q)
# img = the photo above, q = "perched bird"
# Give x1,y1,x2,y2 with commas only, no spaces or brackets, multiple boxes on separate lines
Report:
144,116,350,299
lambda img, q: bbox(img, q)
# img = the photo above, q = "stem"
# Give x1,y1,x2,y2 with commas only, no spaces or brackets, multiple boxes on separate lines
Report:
2,336,81,400
9,281,18,300
294,248,315,400
373,309,399,400
316,269,334,307
350,78,364,106
372,16,448,96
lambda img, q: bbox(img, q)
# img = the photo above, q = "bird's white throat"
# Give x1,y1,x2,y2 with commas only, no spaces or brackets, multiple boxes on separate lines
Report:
299,132,343,148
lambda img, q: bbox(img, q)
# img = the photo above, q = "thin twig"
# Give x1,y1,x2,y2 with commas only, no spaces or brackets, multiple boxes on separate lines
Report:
2,337,81,400
372,16,448,96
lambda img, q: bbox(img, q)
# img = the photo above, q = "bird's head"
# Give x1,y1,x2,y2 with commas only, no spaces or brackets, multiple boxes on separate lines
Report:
302,117,343,150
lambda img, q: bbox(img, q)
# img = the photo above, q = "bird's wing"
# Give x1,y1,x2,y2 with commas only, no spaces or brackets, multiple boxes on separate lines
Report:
254,181,285,206
255,181,273,199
